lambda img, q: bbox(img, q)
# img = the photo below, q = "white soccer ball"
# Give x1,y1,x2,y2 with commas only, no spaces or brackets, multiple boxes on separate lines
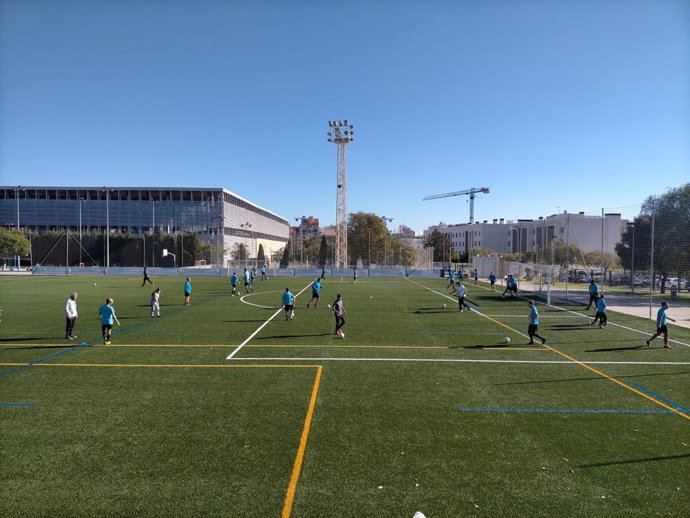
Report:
504,336,511,344
327,304,331,308
443,303,447,308
340,332,345,339
94,283,97,286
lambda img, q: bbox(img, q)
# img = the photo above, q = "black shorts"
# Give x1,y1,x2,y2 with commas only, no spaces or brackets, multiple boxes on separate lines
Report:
285,305,293,312
312,291,320,298
595,312,605,319
656,325,668,334
528,324,538,335
184,291,191,297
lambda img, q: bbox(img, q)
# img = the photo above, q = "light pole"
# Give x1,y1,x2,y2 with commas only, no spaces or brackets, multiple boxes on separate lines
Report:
78,197,84,265
629,222,635,293
327,120,354,268
241,222,253,263
294,216,305,267
14,186,23,269
381,216,393,267
103,187,111,269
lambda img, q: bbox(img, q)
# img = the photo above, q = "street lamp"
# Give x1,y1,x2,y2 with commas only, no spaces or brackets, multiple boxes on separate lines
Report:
241,222,253,263
103,187,111,269
381,216,393,267
14,186,24,269
294,216,305,266
78,196,84,265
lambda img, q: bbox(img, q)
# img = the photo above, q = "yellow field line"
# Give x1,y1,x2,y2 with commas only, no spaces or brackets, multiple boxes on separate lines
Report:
0,343,547,350
282,365,323,518
0,362,320,369
479,311,690,421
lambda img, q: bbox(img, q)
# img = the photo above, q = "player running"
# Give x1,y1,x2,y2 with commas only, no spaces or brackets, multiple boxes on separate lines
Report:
283,288,295,320
457,282,469,312
646,301,676,349
446,266,456,292
230,272,239,296
306,277,323,308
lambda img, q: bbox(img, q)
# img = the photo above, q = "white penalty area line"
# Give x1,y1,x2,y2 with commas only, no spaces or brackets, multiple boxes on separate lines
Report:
230,357,690,365
226,281,314,360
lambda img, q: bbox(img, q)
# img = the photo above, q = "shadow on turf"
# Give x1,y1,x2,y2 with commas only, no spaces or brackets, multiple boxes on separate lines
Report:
456,343,513,349
0,337,52,342
578,453,690,469
255,332,334,339
495,371,690,386
585,345,647,352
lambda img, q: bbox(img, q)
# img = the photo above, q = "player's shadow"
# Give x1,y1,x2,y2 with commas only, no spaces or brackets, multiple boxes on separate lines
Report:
6,344,76,350
412,309,454,314
455,343,510,349
577,453,690,469
495,371,690,386
0,337,52,342
550,323,590,330
255,333,333,339
586,345,649,352
224,319,274,323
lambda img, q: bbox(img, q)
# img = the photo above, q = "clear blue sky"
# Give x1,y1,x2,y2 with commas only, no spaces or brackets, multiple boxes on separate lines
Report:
1,0,688,232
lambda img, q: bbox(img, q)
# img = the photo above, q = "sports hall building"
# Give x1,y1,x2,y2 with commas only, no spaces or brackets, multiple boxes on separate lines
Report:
0,186,289,266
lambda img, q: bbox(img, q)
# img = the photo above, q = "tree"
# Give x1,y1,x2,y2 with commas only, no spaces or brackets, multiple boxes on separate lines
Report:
231,243,248,261
318,235,328,266
615,183,690,292
347,212,390,265
0,228,30,260
280,241,291,267
257,244,265,262
424,229,453,263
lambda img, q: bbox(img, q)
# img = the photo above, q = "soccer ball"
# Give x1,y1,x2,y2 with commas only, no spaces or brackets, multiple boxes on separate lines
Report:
443,303,447,308
503,336,511,344
340,332,345,339
93,283,97,286
327,304,331,308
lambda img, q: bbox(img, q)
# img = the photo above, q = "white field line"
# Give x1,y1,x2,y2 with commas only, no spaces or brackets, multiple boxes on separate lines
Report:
226,282,314,360
231,357,690,366
413,278,690,349
240,290,282,309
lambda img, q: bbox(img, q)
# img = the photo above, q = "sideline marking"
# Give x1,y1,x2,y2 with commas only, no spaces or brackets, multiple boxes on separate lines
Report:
227,282,313,360
627,381,690,414
218,357,690,365
281,365,322,518
0,362,320,369
458,406,674,414
407,278,690,421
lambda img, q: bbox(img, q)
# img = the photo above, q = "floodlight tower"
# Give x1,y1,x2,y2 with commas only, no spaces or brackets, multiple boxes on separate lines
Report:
327,120,354,268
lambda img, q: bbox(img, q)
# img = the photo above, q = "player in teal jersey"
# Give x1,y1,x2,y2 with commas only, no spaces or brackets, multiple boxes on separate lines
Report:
646,301,676,348
282,288,295,320
527,300,546,345
98,297,120,345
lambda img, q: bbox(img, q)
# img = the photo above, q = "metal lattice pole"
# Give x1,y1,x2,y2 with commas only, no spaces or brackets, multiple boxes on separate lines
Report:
327,120,354,269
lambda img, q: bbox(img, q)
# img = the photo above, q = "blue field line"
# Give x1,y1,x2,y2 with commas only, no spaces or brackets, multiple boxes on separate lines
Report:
626,381,690,414
0,292,225,380
0,402,37,408
458,406,674,414
0,342,91,379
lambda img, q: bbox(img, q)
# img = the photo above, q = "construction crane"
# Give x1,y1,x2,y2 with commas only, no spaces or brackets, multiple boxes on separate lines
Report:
423,187,490,224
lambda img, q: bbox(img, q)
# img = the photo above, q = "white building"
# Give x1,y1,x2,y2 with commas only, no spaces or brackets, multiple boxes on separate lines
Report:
424,212,626,259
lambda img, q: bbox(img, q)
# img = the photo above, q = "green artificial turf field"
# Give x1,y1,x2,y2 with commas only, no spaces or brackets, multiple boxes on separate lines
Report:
1,274,688,517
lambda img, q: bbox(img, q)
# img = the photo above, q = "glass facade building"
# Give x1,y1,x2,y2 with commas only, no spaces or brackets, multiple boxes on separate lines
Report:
0,186,289,265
